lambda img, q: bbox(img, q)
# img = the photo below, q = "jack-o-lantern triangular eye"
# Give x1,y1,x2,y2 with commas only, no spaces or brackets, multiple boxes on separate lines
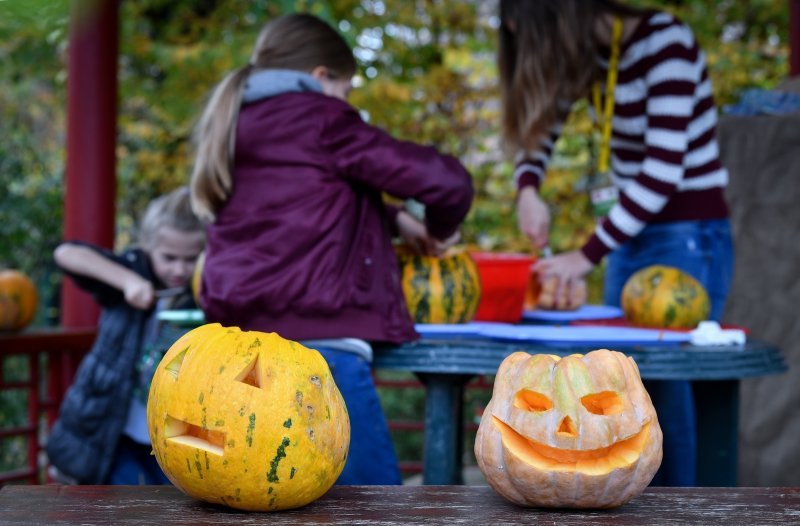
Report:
514,389,554,412
581,391,624,415
165,346,189,379
236,354,263,388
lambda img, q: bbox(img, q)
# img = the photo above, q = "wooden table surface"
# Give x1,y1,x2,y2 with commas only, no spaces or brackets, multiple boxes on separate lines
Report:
1,485,798,525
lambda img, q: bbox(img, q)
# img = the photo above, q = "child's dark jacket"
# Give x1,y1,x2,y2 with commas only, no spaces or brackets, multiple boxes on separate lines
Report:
46,245,182,483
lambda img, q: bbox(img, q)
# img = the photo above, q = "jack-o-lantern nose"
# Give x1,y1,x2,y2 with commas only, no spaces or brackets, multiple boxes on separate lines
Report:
557,415,578,437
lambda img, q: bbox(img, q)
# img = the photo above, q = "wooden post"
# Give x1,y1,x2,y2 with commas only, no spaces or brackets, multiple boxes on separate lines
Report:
792,0,800,76
62,0,119,328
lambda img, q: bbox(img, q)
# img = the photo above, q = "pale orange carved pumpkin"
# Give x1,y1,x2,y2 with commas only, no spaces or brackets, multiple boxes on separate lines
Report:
474,349,662,508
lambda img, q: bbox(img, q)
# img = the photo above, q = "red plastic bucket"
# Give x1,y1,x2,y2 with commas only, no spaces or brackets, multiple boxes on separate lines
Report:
470,252,536,323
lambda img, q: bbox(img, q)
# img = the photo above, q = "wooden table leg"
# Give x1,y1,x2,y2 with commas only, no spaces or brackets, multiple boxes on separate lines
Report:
693,379,739,486
415,373,474,485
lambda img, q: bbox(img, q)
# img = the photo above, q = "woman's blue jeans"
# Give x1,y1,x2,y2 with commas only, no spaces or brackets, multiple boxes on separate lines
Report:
316,348,402,485
603,219,734,487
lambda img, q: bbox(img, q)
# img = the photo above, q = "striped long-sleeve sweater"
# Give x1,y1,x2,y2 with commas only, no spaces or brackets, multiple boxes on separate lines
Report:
514,10,729,265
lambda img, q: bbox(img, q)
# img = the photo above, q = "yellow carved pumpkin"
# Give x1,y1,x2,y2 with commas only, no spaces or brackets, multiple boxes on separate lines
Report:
475,349,662,509
147,323,350,511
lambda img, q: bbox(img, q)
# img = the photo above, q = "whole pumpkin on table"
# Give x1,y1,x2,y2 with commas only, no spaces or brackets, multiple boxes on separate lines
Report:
395,244,481,324
147,323,350,512
0,269,38,331
474,349,662,509
621,265,710,329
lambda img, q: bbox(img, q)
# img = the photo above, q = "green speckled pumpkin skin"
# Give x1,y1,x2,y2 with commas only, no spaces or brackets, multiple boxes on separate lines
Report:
621,265,710,329
147,323,349,511
396,246,481,324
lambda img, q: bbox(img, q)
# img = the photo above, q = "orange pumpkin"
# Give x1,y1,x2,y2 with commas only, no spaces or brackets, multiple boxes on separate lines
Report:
475,349,662,508
0,270,38,331
621,265,710,329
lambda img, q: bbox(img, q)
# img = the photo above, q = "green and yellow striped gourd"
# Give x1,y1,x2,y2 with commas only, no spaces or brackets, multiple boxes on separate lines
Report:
396,245,481,324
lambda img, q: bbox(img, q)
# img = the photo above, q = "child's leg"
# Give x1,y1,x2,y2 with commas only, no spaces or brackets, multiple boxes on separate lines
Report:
106,435,170,485
317,348,402,485
139,446,171,485
106,436,145,485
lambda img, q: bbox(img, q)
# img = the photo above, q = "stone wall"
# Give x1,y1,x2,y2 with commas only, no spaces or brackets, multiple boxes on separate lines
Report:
718,113,800,486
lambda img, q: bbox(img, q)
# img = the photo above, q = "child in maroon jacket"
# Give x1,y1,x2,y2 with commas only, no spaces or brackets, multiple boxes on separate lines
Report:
189,13,473,484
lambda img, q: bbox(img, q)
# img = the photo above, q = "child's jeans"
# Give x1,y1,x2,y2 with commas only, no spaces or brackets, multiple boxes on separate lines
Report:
316,348,402,485
106,435,171,485
603,218,734,487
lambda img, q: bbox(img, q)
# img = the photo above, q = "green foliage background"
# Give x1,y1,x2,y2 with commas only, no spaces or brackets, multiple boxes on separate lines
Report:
0,0,791,320
0,0,792,479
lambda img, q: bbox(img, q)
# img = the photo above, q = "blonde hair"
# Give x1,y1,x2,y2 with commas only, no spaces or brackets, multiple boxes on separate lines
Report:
139,186,204,250
190,13,357,222
498,0,643,152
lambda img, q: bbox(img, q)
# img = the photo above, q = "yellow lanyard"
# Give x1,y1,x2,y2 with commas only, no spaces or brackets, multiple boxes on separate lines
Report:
591,16,623,175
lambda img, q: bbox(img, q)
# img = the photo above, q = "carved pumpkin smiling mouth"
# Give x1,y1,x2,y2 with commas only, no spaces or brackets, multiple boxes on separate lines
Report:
492,417,652,473
475,350,663,509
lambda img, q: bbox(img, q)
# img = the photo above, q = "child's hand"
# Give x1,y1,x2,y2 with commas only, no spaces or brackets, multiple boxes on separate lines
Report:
123,276,156,310
397,210,459,257
430,229,461,256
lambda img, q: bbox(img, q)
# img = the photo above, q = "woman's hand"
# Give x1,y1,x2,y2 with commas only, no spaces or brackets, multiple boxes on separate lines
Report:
397,209,459,257
533,250,594,306
517,186,550,249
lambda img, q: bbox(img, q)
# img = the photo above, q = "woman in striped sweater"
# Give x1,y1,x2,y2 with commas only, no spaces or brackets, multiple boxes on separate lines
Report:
498,0,734,487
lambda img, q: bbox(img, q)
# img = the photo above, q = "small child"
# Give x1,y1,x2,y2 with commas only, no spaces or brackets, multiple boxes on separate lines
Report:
46,186,205,484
